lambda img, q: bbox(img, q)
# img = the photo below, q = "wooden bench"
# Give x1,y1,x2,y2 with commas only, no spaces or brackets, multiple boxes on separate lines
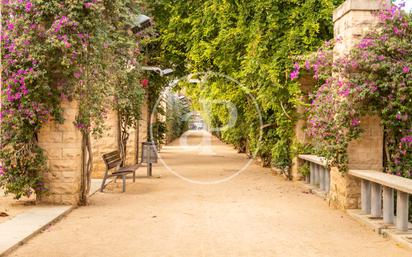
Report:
349,170,412,231
101,151,141,193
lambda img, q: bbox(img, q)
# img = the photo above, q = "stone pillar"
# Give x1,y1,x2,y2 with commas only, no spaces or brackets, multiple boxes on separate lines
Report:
37,101,82,205
347,116,383,170
329,167,361,209
328,0,386,210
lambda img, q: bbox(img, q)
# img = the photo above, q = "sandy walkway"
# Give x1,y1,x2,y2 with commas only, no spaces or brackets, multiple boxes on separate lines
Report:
7,131,412,257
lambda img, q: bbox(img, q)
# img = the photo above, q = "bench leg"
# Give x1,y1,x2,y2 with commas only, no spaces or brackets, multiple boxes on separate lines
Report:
371,182,382,218
396,191,409,232
383,186,395,224
100,172,108,192
361,180,371,214
133,170,136,182
122,175,126,192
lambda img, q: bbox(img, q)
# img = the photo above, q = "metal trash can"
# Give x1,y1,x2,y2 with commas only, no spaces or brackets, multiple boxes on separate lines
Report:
141,142,158,176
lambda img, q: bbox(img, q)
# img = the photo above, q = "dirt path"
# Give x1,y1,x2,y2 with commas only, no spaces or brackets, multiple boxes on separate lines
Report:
8,131,411,257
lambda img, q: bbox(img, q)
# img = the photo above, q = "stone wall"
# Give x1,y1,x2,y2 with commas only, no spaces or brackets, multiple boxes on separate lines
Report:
347,115,383,171
328,0,385,210
37,100,82,205
91,109,119,179
37,99,148,205
328,167,361,209
91,99,148,178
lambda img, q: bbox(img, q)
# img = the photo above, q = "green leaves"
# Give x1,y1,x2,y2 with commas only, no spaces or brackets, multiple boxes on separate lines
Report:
141,0,337,172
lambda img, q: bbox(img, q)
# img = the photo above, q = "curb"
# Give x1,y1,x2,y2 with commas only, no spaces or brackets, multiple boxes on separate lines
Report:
0,206,75,257
0,179,108,257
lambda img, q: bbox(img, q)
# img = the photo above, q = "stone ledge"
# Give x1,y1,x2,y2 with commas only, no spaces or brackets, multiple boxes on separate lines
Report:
333,0,389,22
298,154,328,167
347,209,412,250
349,170,412,194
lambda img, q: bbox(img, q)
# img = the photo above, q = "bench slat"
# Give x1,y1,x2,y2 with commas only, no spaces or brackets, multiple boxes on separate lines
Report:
104,155,121,163
107,160,121,169
349,170,412,195
103,151,119,158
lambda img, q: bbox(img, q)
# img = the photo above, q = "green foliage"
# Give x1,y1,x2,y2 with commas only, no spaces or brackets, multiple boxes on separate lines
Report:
143,0,340,174
165,93,190,142
298,162,310,176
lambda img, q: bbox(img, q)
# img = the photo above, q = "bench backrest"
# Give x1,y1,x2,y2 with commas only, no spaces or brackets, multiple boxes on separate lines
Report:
102,151,122,170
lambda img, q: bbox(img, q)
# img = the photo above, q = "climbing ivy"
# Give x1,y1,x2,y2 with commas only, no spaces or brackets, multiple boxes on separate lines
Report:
142,0,344,176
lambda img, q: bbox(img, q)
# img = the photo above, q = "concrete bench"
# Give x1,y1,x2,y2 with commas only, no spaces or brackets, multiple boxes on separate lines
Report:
298,155,330,193
349,170,412,232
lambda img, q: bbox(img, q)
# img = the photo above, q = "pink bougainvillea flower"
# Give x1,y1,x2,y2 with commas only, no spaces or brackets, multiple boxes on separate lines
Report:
84,2,93,8
290,70,299,80
7,23,14,30
351,118,360,126
25,1,32,12
394,27,401,35
403,66,410,74
401,136,412,144
74,71,82,79
290,62,300,80
305,60,310,70
358,38,373,49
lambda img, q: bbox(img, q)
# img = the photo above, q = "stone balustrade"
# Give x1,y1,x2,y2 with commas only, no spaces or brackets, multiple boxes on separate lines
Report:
298,155,330,193
349,170,412,232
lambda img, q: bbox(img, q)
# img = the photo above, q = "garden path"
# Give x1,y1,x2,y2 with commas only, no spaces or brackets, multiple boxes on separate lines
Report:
8,131,412,257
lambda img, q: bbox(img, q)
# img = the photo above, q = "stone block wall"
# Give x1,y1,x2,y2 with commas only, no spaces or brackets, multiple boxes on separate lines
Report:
37,100,82,205
327,0,385,210
37,99,148,205
91,104,148,178
91,109,118,178
328,167,361,209
333,0,389,57
347,115,383,171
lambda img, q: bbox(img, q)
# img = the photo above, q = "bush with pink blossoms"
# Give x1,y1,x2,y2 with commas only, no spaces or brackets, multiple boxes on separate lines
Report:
1,0,147,201
293,4,412,176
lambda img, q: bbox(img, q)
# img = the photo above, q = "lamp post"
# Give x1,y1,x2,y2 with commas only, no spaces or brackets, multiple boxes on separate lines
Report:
142,67,174,176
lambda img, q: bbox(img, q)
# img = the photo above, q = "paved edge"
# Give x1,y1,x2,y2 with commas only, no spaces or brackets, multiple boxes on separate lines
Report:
346,209,412,251
0,179,108,257
0,206,75,257
296,178,412,251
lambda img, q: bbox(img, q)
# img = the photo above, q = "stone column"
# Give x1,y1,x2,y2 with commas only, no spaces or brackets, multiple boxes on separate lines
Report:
328,0,386,209
37,101,82,205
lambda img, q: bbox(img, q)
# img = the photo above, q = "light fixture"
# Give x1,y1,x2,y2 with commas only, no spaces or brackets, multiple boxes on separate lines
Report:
142,66,174,77
132,14,152,33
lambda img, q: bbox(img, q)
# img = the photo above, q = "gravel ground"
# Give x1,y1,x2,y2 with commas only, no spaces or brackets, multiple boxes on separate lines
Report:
7,131,412,257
